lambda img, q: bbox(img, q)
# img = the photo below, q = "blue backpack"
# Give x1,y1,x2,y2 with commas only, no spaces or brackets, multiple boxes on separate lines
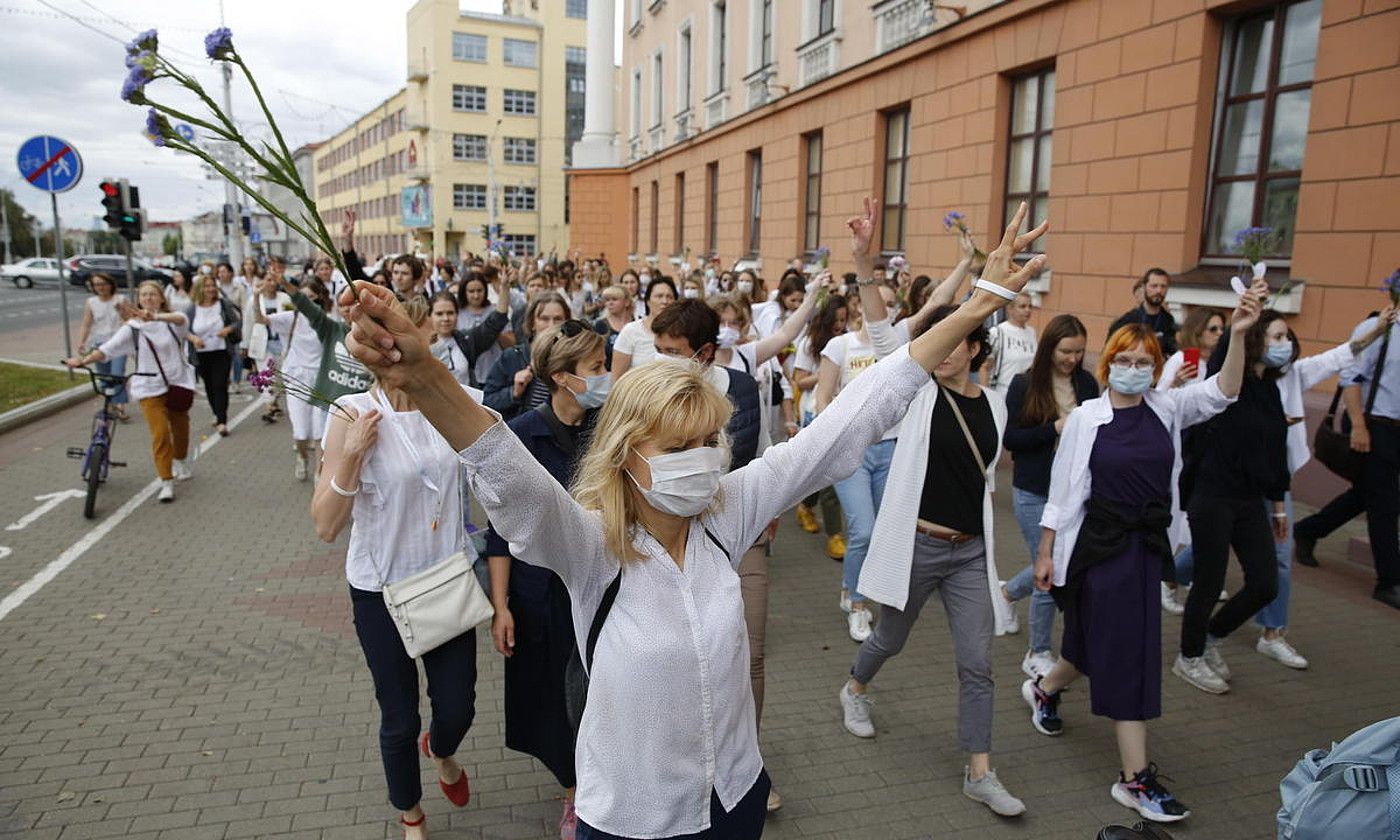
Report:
1277,716,1400,840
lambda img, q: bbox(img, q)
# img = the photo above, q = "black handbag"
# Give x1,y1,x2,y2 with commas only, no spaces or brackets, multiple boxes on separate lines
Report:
1096,823,1176,840
1313,327,1388,483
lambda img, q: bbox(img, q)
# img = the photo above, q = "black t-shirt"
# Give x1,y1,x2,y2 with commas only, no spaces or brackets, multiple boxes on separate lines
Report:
1109,306,1178,356
918,387,998,534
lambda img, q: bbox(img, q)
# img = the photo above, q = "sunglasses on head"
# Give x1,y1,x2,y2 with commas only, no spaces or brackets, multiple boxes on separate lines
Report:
559,319,589,337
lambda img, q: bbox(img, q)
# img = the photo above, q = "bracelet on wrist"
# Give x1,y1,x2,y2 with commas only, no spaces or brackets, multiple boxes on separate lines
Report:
329,476,359,497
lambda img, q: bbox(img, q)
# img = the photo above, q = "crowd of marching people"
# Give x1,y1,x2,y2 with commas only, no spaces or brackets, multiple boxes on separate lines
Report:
62,198,1399,839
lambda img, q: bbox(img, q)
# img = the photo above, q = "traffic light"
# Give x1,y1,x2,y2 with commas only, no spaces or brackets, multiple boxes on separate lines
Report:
100,180,123,230
490,223,502,238
479,224,490,241
119,184,144,242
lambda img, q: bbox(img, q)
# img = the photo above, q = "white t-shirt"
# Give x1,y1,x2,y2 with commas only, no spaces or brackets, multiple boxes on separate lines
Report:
614,319,658,368
987,321,1037,391
792,337,821,424
165,287,192,310
86,295,127,346
98,319,195,402
191,303,227,353
821,331,898,440
266,309,324,373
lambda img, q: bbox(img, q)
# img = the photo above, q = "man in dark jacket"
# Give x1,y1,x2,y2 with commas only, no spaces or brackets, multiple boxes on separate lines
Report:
1109,268,1178,356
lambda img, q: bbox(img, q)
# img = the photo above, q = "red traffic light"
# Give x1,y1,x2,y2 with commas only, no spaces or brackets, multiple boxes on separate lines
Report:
100,181,120,198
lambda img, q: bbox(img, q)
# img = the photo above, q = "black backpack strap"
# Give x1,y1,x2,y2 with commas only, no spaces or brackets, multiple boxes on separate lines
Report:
584,571,622,673
702,526,730,562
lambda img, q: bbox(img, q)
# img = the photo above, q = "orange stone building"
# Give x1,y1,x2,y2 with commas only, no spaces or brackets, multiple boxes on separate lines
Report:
568,0,1399,361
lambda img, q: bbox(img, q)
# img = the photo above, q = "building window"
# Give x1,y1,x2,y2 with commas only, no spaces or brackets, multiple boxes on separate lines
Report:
452,33,486,62
452,184,487,210
650,180,660,254
803,132,823,252
631,0,642,28
678,24,693,114
452,84,486,112
1204,0,1320,259
706,162,719,256
1004,68,1054,252
651,50,664,128
630,68,643,139
504,38,538,68
760,0,773,67
503,89,537,116
632,186,641,253
674,172,686,253
503,137,536,164
566,0,587,19
503,234,537,256
565,47,587,166
503,186,537,212
711,1,727,94
881,108,911,253
452,133,487,161
746,150,762,256
816,0,835,37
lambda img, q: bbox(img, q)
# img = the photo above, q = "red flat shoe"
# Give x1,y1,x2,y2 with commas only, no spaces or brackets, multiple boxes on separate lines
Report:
420,731,470,807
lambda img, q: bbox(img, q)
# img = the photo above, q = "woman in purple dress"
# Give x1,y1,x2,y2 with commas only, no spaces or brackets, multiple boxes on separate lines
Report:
1021,283,1262,826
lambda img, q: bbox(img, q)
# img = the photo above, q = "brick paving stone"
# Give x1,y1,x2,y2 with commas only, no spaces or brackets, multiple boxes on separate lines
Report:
1,393,1394,839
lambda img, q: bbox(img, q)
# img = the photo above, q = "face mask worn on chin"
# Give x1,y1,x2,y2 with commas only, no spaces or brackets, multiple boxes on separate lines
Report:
1108,366,1155,396
1263,341,1294,368
716,326,740,349
570,372,611,409
628,446,726,517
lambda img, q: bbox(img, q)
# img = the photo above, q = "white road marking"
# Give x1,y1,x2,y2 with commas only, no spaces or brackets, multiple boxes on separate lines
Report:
0,393,268,622
0,547,11,561
5,490,86,531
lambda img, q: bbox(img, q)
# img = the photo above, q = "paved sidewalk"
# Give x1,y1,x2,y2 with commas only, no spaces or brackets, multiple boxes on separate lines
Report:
0,400,1393,840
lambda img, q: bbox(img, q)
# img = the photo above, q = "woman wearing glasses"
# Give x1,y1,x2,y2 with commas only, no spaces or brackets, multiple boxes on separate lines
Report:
1023,289,1262,825
340,202,1047,840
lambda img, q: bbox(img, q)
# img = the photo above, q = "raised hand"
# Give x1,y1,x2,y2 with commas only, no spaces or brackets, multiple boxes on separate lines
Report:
1229,278,1267,333
845,197,879,265
343,281,432,391
975,201,1048,298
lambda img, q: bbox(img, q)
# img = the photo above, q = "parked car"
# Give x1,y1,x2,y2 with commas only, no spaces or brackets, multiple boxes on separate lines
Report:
66,255,172,289
1,257,64,288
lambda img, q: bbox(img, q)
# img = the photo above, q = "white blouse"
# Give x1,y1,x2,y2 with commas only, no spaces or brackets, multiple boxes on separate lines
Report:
98,319,195,402
266,309,324,372
86,295,126,346
191,303,227,353
333,387,480,592
613,319,658,368
461,345,929,837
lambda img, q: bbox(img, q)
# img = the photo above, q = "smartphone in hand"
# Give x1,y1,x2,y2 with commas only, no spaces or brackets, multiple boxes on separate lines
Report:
1183,347,1200,368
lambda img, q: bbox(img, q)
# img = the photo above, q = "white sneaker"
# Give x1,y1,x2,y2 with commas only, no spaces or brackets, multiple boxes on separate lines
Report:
1256,634,1308,669
157,480,174,503
847,607,873,643
1021,649,1057,680
963,768,1026,817
839,590,851,614
294,452,308,481
1203,640,1232,682
172,457,193,481
995,582,1019,636
839,682,875,738
1160,583,1184,615
1172,653,1229,694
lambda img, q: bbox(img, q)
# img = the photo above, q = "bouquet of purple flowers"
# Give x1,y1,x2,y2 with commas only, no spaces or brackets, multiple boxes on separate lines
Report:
250,358,353,422
942,211,987,261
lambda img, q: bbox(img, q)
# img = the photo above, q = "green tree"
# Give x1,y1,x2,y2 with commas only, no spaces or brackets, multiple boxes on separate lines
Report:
1,189,41,259
162,231,182,257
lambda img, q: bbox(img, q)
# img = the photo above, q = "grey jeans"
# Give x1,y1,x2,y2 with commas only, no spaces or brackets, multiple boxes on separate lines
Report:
850,533,995,754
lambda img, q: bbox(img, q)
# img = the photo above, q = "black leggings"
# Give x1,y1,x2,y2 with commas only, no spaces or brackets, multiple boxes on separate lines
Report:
351,586,478,811
194,349,231,424
1181,495,1279,658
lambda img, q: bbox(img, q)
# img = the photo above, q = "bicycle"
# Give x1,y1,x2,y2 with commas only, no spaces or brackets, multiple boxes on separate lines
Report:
65,367,155,519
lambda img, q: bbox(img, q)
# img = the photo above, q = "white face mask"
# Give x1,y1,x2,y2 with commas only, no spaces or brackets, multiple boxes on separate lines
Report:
717,326,741,349
628,446,725,517
682,288,700,299
639,273,652,287
567,371,611,409
737,279,754,295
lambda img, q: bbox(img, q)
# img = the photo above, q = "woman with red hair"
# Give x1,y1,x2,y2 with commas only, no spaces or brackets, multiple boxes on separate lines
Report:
1021,281,1263,825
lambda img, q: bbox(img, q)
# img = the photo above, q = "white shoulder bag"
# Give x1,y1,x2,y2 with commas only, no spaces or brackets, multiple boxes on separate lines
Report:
370,389,493,658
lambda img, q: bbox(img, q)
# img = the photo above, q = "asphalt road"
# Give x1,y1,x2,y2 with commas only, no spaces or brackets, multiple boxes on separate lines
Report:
0,283,87,342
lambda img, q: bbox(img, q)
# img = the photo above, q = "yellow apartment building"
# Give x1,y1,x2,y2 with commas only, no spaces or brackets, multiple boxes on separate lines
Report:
314,0,590,260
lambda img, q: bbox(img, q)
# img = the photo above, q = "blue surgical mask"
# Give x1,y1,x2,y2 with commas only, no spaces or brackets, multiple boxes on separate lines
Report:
1108,366,1154,396
568,371,611,409
1263,341,1293,369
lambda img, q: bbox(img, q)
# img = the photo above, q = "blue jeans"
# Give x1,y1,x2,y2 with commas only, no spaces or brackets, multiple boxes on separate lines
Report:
94,354,128,405
832,438,896,603
1255,493,1292,630
1004,487,1057,654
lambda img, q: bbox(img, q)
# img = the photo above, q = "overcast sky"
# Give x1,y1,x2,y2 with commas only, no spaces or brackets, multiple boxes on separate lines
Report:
1,0,503,229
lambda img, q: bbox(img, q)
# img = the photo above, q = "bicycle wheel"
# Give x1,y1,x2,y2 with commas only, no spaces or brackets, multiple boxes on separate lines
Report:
84,443,105,519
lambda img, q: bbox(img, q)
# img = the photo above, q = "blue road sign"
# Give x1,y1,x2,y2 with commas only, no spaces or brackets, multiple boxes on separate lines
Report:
249,231,262,244
176,124,195,142
16,135,83,193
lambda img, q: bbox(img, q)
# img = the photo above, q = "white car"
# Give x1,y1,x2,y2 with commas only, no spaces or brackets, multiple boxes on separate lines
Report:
2,257,64,288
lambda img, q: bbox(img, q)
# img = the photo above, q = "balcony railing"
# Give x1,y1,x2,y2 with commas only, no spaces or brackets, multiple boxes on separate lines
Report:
628,135,643,162
745,70,773,111
405,164,430,182
405,108,428,131
875,0,959,54
797,33,839,87
649,125,665,153
407,58,429,82
703,91,728,129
